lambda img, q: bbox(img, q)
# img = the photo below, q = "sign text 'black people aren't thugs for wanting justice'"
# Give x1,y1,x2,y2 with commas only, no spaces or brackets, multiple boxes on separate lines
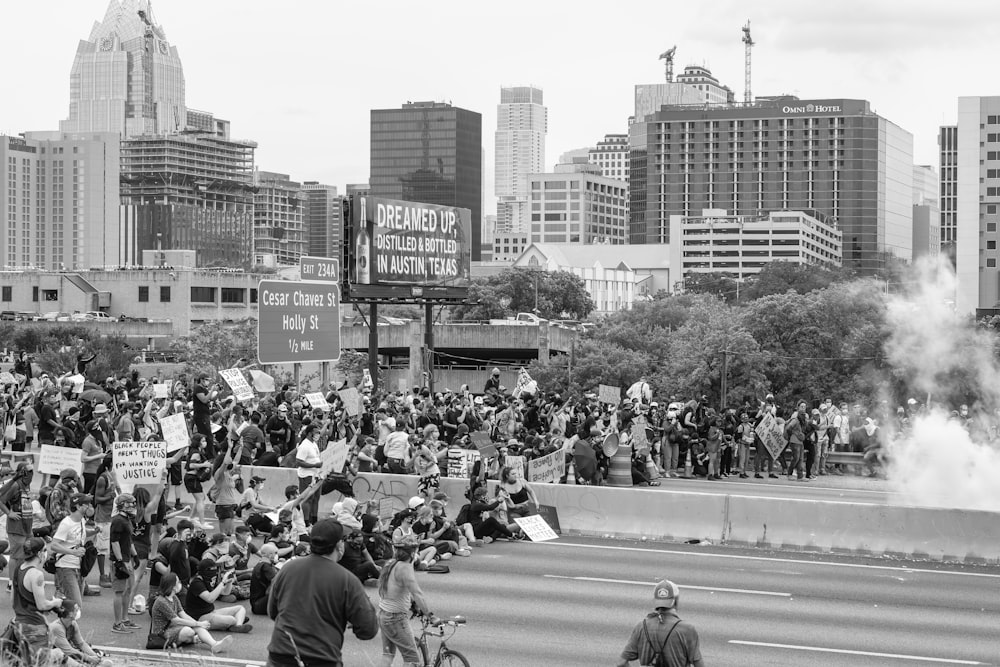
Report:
257,280,341,365
350,196,472,288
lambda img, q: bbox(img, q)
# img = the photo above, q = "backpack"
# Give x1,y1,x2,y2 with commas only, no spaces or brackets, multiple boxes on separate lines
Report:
642,617,681,667
455,503,471,526
45,486,69,526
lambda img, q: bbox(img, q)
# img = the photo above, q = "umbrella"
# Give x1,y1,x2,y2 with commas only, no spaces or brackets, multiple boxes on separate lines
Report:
79,388,112,403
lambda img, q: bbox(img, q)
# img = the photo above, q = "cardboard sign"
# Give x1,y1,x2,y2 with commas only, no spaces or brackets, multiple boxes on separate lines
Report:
536,504,562,534
470,431,496,458
631,414,649,453
513,514,559,542
447,448,480,478
320,439,348,476
249,370,276,393
159,413,190,453
338,388,362,417
219,369,254,402
304,392,331,412
598,384,621,405
754,412,787,461
361,369,373,390
38,444,83,477
378,496,395,522
152,384,170,399
505,455,526,481
528,450,565,484
113,441,167,489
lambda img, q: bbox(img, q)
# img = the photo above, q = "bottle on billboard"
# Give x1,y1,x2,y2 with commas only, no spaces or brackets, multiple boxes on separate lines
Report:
356,197,370,284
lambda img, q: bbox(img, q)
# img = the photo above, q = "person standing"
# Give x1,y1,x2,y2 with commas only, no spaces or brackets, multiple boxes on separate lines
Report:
267,519,378,667
295,423,323,526
616,579,705,667
12,537,66,663
109,493,139,634
51,493,95,612
0,463,36,587
377,533,434,666
192,375,216,445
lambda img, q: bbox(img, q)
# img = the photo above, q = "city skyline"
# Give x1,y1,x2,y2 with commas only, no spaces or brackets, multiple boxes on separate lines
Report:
3,0,998,211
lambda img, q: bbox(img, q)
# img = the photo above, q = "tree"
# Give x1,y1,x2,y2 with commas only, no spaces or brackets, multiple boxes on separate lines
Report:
450,269,595,321
740,261,852,301
525,339,656,397
169,319,258,379
33,333,134,381
681,272,742,304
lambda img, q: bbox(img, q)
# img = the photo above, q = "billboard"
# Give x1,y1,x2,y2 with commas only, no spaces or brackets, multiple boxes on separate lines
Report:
257,280,341,365
349,196,472,293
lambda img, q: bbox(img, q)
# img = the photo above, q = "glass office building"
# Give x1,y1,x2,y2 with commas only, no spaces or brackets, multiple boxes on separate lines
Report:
370,102,483,260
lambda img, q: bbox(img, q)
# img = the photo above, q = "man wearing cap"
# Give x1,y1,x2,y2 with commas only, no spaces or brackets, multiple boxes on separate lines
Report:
616,579,704,667
267,519,378,667
50,492,95,611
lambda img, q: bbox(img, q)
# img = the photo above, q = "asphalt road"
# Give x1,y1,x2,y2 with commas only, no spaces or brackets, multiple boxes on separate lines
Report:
645,473,914,506
3,536,996,666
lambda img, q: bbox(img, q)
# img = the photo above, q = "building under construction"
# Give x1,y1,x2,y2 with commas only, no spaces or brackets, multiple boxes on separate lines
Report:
119,119,257,268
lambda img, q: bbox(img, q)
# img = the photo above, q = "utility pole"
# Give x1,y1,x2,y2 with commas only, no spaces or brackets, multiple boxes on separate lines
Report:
742,21,754,104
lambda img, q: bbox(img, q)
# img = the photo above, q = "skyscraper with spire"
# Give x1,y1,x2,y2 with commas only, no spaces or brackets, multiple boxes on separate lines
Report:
61,0,186,137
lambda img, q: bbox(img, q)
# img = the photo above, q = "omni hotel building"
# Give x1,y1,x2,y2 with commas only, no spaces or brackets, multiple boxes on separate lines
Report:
630,98,913,276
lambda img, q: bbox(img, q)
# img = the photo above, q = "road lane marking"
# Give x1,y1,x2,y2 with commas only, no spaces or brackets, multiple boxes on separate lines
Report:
532,541,1000,579
728,640,987,664
544,574,791,597
94,645,265,666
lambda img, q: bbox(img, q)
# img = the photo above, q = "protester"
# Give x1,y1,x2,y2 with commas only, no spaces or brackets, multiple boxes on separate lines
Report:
249,543,280,615
109,493,140,634
149,573,234,654
10,537,65,664
377,533,435,667
184,558,252,632
615,579,704,667
51,492,94,611
0,462,36,589
48,600,113,667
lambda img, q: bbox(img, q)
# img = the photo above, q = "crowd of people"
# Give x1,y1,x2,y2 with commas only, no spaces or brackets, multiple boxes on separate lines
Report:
0,346,973,665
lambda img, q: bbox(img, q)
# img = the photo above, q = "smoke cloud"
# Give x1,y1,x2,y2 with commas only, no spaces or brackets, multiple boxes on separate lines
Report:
883,257,1000,512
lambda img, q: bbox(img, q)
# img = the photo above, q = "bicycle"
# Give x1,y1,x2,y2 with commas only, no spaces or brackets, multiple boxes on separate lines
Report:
415,614,470,667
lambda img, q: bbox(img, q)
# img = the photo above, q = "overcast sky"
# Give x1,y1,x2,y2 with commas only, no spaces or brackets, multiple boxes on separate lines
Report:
3,0,1000,211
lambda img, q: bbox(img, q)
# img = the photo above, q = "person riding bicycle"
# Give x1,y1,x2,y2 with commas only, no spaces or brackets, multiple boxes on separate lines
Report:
377,533,437,666
616,579,704,667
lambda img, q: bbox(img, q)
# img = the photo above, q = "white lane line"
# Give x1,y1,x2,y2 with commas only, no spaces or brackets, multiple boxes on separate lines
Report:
544,574,791,597
94,645,265,666
532,541,1000,579
728,640,987,665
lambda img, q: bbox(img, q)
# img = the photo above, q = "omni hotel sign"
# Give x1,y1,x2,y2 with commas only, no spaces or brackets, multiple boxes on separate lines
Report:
782,103,842,114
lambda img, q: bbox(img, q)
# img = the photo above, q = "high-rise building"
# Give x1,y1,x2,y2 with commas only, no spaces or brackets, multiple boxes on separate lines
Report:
629,98,914,275
912,165,940,261
526,162,628,245
674,65,736,105
589,134,629,182
346,183,370,198
62,0,186,138
950,97,1000,314
370,101,483,260
119,132,256,268
0,132,121,271
939,125,958,251
253,171,305,266
495,86,547,234
301,182,340,261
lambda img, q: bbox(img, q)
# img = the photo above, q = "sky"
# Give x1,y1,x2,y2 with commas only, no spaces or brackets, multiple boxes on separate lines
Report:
3,0,1000,212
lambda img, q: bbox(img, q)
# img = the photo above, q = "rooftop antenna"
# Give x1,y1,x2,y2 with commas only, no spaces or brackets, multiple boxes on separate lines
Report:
659,46,677,82
742,21,754,104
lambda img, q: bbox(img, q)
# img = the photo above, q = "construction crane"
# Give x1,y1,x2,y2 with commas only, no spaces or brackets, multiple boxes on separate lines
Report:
742,21,754,104
659,46,677,82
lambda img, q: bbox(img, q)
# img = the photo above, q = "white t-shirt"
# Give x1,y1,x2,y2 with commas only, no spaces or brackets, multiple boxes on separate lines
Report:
296,438,321,479
53,516,86,569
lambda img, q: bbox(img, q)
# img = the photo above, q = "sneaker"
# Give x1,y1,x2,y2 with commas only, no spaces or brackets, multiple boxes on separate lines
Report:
769,473,779,479
471,539,484,547
439,552,453,560
174,499,183,511
84,586,102,597
483,536,494,544
212,636,234,655
754,473,763,479
456,548,472,557
124,620,141,629
740,473,749,479
228,623,252,634
99,575,112,589
111,622,132,634
127,606,139,614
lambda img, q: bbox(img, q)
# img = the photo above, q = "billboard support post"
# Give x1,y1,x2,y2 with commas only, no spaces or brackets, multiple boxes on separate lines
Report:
424,302,434,395
368,302,379,394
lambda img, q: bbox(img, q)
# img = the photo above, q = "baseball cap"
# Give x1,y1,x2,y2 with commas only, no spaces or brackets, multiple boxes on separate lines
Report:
653,579,680,609
277,404,289,412
408,496,425,510
309,518,344,552
59,468,78,481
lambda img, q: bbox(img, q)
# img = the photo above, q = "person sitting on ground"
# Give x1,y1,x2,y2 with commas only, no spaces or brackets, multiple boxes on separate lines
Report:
497,466,539,520
266,524,295,560
463,486,516,545
412,505,458,560
249,543,280,615
360,514,393,564
391,509,438,570
184,559,252,633
429,496,473,555
339,528,381,586
333,497,364,534
150,573,234,654
47,600,113,667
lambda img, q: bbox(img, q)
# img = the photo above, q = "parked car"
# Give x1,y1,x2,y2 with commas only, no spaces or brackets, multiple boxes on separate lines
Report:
71,311,114,322
37,311,71,322
16,312,37,321
0,311,16,321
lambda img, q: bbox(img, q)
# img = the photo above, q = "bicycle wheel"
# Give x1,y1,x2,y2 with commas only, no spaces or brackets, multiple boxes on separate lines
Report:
438,648,471,667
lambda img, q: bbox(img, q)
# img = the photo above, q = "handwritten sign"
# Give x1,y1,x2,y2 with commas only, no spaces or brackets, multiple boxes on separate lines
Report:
152,384,170,399
513,515,559,542
113,441,167,489
320,439,348,476
159,413,190,453
219,369,254,402
338,388,362,417
754,412,787,461
304,392,330,412
599,384,621,405
378,497,395,522
528,450,565,484
505,455,526,481
470,431,496,458
38,444,83,477
447,448,480,478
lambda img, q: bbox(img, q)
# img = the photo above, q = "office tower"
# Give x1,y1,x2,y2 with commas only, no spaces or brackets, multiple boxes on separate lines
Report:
939,126,958,252
119,132,256,268
62,0,186,138
0,132,121,271
370,101,483,260
951,97,1000,314
912,165,940,261
629,97,914,275
674,66,736,105
301,182,341,261
346,184,370,198
495,86,547,233
253,172,305,266
589,134,629,182
527,161,628,245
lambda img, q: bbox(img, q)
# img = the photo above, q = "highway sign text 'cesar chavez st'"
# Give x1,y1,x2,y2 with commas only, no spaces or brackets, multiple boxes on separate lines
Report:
257,279,341,364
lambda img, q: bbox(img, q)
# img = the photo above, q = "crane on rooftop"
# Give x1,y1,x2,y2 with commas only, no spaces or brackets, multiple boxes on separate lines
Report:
659,46,677,82
742,21,754,104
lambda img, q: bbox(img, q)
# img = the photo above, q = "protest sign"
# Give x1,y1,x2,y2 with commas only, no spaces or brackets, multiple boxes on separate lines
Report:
513,515,559,542
505,455,526,481
338,388,362,417
528,450,565,484
378,497,395,522
304,392,331,412
219,369,254,402
249,370,276,393
38,445,83,477
754,412,787,461
159,413,190,453
598,384,621,405
536,504,562,534
470,431,496,458
113,441,167,489
447,448,480,478
320,439,348,476
512,368,536,398
152,383,170,399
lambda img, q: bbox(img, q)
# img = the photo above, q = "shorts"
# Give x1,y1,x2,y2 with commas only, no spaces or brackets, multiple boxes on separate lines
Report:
169,462,183,486
111,572,133,593
95,523,111,556
183,475,204,495
215,504,237,521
